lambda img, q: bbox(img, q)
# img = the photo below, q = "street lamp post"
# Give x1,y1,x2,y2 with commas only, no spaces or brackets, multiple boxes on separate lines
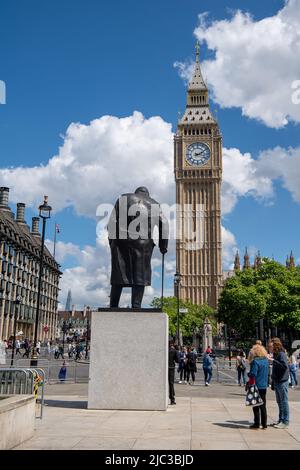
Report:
10,295,22,367
174,272,182,347
85,306,90,360
31,196,52,367
62,320,68,357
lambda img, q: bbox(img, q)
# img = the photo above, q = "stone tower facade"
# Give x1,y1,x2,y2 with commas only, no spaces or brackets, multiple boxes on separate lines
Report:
174,43,222,308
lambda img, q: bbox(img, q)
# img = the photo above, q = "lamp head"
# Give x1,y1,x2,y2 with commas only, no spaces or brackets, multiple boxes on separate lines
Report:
39,195,52,219
174,271,182,285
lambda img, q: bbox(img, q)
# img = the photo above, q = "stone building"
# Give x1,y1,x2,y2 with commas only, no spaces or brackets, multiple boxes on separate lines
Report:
174,43,223,308
0,187,61,342
57,308,91,339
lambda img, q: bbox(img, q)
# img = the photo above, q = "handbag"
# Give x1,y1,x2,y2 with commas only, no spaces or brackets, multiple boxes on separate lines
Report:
245,382,263,407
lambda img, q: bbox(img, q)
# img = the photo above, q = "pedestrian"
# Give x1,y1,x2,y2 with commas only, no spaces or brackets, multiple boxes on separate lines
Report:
36,340,41,355
22,338,31,358
68,343,73,359
168,341,178,405
268,338,290,429
53,344,59,359
202,349,213,386
57,344,64,359
58,361,67,382
15,339,21,356
47,340,51,355
288,355,298,388
186,346,197,385
236,349,247,386
247,343,269,429
178,346,187,384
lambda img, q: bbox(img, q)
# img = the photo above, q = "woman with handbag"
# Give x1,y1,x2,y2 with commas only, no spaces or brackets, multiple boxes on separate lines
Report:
247,344,269,429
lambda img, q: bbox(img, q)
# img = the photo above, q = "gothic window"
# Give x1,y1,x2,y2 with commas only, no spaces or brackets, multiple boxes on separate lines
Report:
3,242,8,255
2,261,7,274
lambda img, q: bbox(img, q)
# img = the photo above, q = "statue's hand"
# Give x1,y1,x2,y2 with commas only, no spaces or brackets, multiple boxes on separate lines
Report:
160,248,168,255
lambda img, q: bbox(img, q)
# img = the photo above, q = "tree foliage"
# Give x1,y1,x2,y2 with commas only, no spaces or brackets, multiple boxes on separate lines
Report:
218,259,300,337
151,296,216,341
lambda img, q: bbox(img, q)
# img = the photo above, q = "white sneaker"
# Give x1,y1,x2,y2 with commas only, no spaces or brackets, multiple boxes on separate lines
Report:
184,381,187,384
205,382,208,386
274,422,289,429
179,381,182,384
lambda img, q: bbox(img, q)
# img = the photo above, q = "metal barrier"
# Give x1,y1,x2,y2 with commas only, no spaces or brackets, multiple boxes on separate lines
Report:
6,358,89,384
0,367,45,419
215,358,249,383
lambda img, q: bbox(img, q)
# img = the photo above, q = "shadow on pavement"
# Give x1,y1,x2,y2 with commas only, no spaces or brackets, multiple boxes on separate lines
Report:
44,399,87,409
213,420,250,429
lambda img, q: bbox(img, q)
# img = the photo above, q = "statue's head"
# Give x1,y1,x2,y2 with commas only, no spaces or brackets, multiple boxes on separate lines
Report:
135,186,150,197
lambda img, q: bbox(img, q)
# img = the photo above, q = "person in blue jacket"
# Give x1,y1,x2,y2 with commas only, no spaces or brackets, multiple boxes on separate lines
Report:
202,349,213,386
248,344,269,429
58,360,67,382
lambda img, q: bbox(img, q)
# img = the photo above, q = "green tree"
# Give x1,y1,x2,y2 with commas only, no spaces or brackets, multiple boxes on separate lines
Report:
218,259,300,340
151,297,215,342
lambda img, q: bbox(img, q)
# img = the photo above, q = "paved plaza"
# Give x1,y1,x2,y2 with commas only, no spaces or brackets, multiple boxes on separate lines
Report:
13,382,300,450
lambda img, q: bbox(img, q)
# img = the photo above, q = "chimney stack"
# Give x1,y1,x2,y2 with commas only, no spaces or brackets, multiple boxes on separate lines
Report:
0,187,9,208
16,202,26,223
31,217,40,236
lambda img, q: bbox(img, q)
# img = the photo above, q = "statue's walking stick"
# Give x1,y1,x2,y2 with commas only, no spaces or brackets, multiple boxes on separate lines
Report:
161,252,165,310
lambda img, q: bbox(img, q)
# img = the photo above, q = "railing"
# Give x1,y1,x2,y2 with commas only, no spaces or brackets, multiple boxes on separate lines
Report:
0,367,45,419
6,359,90,384
215,357,247,383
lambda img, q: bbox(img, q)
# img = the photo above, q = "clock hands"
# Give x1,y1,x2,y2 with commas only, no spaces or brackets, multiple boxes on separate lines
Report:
193,148,207,158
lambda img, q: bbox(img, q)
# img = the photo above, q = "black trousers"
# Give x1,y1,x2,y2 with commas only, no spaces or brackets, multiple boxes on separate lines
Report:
168,368,175,403
253,389,267,427
187,370,195,383
110,285,145,309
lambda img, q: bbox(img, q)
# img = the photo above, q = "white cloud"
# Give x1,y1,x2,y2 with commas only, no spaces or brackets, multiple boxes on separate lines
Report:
176,0,300,128
222,147,274,214
221,226,238,271
257,145,300,203
0,110,277,219
0,112,173,217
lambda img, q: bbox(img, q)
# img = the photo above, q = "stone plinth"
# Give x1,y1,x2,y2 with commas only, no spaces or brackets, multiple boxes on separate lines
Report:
88,309,168,411
0,395,35,450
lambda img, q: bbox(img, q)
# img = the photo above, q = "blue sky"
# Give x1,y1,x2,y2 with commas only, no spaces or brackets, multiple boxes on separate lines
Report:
1,0,300,308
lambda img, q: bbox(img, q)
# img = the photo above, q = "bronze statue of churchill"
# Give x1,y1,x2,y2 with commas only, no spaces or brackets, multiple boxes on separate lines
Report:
108,186,168,309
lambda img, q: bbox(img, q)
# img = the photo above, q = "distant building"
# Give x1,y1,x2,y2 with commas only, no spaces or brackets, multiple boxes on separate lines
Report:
0,187,61,341
57,308,91,338
65,289,72,311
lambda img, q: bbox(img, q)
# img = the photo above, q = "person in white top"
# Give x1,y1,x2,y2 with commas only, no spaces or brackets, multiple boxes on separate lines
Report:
15,339,21,355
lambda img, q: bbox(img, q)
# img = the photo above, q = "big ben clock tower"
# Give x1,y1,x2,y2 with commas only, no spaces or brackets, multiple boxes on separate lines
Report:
174,42,222,308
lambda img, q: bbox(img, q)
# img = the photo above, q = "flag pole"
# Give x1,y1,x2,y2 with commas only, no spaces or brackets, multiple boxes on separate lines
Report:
53,222,57,259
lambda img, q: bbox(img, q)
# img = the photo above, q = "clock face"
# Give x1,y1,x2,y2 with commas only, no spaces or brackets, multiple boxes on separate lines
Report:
186,142,210,166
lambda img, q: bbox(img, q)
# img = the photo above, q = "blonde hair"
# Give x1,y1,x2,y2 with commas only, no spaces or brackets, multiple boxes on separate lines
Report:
251,344,268,359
